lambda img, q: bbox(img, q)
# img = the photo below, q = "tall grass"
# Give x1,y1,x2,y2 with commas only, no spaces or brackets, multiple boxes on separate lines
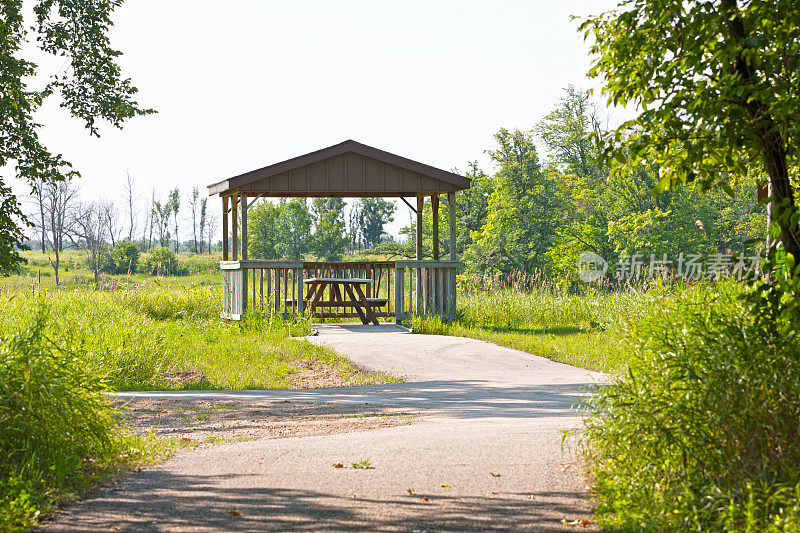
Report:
0,285,388,390
412,284,660,372
583,283,800,530
0,305,173,531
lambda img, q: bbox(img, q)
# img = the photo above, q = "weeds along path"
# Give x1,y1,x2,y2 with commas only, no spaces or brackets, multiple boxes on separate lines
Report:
40,324,606,532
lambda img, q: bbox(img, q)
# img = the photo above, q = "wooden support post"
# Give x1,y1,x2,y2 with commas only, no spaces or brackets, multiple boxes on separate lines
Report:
416,197,424,315
395,266,405,323
222,196,229,261
239,193,247,313
408,266,414,316
432,195,439,260
231,194,239,261
436,267,444,315
416,196,424,259
447,267,456,319
241,192,248,260
297,268,304,315
448,192,456,261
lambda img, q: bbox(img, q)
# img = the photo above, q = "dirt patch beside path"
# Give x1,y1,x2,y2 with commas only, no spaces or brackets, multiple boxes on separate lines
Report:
115,398,415,443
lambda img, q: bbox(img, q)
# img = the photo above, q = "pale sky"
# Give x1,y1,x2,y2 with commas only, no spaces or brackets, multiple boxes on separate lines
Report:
20,0,620,239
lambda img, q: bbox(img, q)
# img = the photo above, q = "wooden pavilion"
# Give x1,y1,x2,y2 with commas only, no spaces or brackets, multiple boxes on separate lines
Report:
207,140,471,322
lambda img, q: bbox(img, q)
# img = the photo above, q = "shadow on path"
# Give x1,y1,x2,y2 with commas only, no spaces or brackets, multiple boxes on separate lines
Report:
116,380,599,420
41,470,590,532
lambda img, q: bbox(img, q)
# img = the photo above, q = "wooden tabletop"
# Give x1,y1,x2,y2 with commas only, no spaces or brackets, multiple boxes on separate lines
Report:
303,278,373,284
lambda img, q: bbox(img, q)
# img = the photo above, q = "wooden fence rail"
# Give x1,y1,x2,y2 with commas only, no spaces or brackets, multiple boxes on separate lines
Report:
220,260,458,322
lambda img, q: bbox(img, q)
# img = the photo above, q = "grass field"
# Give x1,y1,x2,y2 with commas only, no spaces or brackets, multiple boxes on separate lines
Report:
411,286,661,373
1,250,399,530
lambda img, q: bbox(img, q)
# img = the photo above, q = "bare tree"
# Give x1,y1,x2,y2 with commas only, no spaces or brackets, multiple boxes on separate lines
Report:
144,188,156,250
205,211,219,254
30,178,47,252
124,171,137,241
169,188,180,253
42,181,79,286
199,197,207,254
188,187,200,253
71,202,106,284
98,199,120,246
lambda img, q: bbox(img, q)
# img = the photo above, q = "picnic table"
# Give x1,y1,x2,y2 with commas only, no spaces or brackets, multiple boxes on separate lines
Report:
302,277,385,325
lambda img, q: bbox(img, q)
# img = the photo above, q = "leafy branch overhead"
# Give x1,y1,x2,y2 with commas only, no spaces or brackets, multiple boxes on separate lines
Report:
579,0,800,265
0,0,153,273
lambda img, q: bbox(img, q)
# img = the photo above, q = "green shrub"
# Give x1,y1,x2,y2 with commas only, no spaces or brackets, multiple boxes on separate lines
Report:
0,304,120,530
101,240,140,275
584,284,800,531
140,247,178,276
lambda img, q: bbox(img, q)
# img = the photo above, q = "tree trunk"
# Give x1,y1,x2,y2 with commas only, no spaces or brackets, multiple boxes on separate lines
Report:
721,0,800,263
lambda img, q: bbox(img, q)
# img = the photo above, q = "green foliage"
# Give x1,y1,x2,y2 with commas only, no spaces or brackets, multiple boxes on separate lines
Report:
584,284,800,530
311,198,348,260
0,0,152,273
0,285,391,391
452,86,765,280
140,246,177,276
248,201,280,259
101,240,140,275
580,0,800,267
454,162,492,255
0,304,119,530
357,198,395,248
411,279,657,373
276,199,313,260
466,129,560,274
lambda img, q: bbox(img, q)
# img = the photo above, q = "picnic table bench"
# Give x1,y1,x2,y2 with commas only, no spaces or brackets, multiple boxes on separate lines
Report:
300,277,385,325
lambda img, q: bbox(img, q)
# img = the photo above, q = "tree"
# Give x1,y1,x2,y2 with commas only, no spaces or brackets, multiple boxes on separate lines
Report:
205,209,218,254
247,201,280,259
188,187,200,253
347,203,361,251
275,199,312,260
0,0,152,273
143,188,156,250
30,179,47,252
580,0,800,268
198,197,207,254
357,198,395,248
466,129,560,275
98,199,119,246
124,171,136,241
168,188,180,253
535,87,611,272
42,180,78,286
72,202,107,284
455,162,492,255
311,198,348,260
152,198,172,248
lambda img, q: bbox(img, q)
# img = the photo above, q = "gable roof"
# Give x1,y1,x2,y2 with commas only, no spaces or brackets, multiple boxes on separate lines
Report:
207,140,471,197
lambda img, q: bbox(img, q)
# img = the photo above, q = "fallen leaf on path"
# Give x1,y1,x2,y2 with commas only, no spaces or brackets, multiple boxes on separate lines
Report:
491,491,498,495
422,496,429,502
227,509,241,516
441,483,450,487
528,494,535,500
561,518,590,527
332,463,344,468
407,488,415,495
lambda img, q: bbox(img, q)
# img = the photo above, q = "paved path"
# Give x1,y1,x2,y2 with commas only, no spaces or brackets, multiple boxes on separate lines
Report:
41,325,605,532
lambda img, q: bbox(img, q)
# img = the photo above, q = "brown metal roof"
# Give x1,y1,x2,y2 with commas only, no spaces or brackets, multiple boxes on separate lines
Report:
207,140,471,197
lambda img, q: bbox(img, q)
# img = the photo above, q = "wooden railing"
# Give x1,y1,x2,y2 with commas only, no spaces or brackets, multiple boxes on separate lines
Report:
220,259,458,321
